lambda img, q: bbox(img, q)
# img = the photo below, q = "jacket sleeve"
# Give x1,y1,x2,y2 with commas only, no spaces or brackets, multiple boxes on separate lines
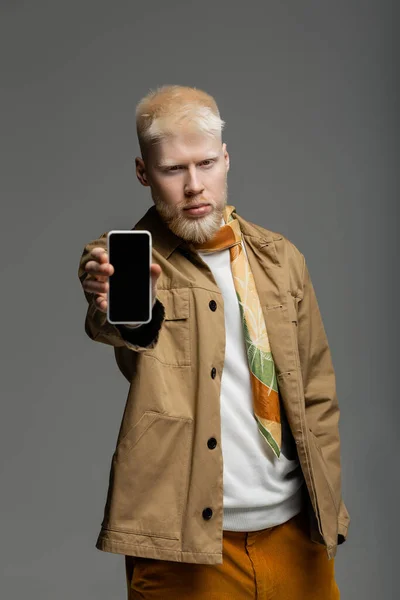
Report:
296,256,350,544
78,233,165,351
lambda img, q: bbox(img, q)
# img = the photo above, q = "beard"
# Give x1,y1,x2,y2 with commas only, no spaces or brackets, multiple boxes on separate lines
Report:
152,180,228,244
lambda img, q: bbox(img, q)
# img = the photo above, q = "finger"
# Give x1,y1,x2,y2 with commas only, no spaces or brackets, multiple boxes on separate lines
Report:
98,251,109,264
83,271,108,285
85,260,113,277
85,274,108,285
85,259,110,272
90,247,108,261
83,279,109,293
95,295,107,313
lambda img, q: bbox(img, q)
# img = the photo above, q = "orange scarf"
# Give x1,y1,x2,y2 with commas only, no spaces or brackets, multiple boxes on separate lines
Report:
193,205,282,458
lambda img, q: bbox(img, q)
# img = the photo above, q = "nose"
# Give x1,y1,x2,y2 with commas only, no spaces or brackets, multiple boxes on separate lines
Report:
184,166,204,196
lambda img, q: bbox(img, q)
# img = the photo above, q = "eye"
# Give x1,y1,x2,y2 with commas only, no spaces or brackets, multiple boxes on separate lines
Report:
200,159,214,167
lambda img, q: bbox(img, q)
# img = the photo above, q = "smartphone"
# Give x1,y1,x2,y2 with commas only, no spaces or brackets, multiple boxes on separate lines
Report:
106,230,152,325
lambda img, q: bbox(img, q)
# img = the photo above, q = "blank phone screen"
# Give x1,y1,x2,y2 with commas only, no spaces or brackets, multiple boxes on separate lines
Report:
107,231,151,324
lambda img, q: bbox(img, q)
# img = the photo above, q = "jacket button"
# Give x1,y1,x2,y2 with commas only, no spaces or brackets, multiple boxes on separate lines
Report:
207,437,217,449
209,300,217,311
202,508,213,520
211,367,216,379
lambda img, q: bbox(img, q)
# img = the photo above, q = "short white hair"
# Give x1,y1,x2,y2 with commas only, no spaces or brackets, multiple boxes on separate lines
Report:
136,85,225,159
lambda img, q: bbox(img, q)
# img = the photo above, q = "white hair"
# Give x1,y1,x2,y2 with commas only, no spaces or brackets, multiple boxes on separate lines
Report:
135,85,226,158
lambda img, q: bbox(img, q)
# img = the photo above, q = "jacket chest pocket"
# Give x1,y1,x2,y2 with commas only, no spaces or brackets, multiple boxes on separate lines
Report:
142,288,191,367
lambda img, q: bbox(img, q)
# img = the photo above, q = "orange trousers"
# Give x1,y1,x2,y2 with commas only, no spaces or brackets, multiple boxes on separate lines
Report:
125,509,340,599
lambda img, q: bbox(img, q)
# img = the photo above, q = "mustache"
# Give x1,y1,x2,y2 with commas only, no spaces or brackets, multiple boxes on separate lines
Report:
181,199,215,209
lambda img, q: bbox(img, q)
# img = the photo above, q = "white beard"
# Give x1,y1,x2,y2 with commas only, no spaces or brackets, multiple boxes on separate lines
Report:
152,183,228,244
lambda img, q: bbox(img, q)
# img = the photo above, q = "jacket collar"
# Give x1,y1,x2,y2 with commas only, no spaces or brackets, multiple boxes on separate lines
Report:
133,204,283,260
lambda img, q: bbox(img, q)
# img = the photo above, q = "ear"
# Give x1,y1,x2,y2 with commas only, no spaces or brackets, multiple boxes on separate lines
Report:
135,157,150,187
222,143,230,172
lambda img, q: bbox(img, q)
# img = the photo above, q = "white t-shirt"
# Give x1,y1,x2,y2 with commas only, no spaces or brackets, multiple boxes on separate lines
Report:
197,222,304,531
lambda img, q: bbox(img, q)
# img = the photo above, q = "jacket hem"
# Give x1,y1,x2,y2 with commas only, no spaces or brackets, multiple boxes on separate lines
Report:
96,536,224,565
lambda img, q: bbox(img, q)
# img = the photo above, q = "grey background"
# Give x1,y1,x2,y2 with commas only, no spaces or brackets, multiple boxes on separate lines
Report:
1,1,398,598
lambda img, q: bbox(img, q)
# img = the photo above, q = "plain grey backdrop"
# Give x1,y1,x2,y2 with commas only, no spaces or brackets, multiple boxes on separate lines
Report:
1,1,398,598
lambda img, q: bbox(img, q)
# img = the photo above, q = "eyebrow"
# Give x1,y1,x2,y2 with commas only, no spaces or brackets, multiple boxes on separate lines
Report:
156,155,219,169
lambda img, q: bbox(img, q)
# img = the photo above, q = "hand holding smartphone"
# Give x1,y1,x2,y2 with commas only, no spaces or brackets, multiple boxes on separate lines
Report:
107,230,154,325
82,230,162,326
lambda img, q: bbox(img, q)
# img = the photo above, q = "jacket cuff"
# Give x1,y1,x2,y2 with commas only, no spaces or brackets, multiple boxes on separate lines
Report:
115,298,165,350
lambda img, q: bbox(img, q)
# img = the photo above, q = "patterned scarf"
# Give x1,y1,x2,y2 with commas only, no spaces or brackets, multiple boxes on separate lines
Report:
193,204,281,458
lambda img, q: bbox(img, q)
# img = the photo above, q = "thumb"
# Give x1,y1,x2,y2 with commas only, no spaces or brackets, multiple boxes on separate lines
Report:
150,264,161,302
150,263,162,282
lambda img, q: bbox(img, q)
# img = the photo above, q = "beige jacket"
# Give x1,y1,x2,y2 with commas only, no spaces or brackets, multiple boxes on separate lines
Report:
77,205,350,564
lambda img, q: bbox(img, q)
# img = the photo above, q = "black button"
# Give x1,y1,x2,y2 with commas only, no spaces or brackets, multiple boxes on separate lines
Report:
211,367,216,379
207,437,217,449
209,300,217,311
202,508,213,520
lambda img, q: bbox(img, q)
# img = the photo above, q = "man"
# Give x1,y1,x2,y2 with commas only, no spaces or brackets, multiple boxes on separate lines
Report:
78,85,350,599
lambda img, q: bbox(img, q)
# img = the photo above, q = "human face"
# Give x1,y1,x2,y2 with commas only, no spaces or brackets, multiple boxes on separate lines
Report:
136,131,230,244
